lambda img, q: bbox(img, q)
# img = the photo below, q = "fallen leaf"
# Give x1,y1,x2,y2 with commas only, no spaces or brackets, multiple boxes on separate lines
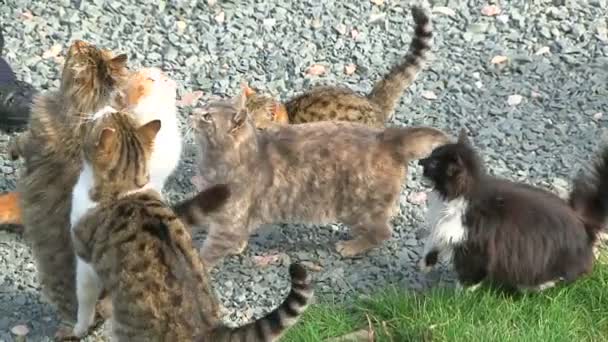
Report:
306,64,327,76
350,29,360,40
11,325,29,336
534,46,550,55
490,55,508,64
481,4,501,16
252,254,284,267
176,20,187,34
407,191,428,205
19,10,34,20
371,0,384,5
432,6,456,17
178,90,204,107
344,63,357,75
214,11,225,24
326,329,372,342
507,94,523,106
421,90,438,100
301,261,323,272
42,44,62,59
593,112,603,120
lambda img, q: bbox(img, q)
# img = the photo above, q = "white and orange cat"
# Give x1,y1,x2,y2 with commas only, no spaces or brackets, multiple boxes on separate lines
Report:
0,66,182,228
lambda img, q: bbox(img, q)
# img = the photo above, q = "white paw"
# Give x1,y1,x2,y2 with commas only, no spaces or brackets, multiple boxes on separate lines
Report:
72,322,90,338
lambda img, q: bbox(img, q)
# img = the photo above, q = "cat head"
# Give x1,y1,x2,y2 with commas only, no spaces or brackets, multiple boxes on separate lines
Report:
418,129,485,199
241,82,289,129
191,88,257,156
83,107,161,201
124,67,177,120
61,40,130,113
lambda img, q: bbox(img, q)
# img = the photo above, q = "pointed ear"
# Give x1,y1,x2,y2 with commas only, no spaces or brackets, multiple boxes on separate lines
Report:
457,128,471,145
138,120,162,147
241,81,255,98
96,127,116,154
110,53,128,66
272,102,289,123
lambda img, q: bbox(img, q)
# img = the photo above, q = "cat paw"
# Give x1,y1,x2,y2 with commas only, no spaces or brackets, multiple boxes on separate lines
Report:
418,258,433,273
71,323,90,339
53,324,79,341
335,241,364,258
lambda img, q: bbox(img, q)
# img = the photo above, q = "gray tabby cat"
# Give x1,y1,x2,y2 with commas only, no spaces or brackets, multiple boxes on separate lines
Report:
175,91,450,268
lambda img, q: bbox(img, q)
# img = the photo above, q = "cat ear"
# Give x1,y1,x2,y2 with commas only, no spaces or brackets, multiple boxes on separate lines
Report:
272,102,288,123
96,127,116,154
110,53,128,66
241,81,256,98
138,120,162,147
457,128,471,145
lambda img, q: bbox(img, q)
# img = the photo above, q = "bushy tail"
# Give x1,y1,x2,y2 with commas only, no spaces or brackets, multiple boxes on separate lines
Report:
0,192,23,231
172,184,231,230
209,263,313,342
367,4,433,123
379,126,450,163
569,146,608,243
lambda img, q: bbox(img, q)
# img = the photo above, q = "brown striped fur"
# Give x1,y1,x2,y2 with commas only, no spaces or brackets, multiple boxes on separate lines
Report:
7,40,130,334
176,92,450,268
244,5,432,130
70,111,312,341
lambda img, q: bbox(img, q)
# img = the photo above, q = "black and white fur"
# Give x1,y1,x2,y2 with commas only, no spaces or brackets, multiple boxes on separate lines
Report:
418,130,608,292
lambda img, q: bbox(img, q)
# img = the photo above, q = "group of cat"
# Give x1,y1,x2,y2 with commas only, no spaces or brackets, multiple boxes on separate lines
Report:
1,4,607,342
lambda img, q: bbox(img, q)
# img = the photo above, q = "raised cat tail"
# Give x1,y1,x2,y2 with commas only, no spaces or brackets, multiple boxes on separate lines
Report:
569,145,608,243
209,263,313,342
0,192,23,229
379,126,450,163
366,4,432,123
172,184,231,230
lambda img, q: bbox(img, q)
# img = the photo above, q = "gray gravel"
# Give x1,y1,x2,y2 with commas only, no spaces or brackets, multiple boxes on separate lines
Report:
1,0,608,340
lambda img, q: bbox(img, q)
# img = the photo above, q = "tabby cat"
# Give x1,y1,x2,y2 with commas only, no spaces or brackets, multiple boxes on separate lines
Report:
6,40,130,332
175,90,450,268
244,5,432,129
70,109,312,341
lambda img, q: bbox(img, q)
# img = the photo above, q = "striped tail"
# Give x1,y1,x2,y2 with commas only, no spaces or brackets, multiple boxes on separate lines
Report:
367,4,433,123
172,184,231,230
0,192,23,228
209,263,314,342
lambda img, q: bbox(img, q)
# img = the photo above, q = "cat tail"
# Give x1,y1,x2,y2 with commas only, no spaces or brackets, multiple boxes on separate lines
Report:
172,184,231,231
0,192,23,231
366,4,432,123
209,263,313,342
569,145,608,243
379,126,450,163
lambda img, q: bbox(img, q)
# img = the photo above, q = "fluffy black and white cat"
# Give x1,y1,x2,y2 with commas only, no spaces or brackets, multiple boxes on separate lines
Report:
418,130,608,292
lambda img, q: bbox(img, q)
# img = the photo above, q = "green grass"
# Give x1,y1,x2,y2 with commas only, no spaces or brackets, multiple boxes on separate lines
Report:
284,256,608,342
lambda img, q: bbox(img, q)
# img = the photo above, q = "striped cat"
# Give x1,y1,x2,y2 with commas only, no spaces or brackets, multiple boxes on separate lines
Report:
69,109,313,341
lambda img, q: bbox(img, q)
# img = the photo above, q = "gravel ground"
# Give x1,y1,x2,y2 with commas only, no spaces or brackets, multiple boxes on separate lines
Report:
1,0,607,340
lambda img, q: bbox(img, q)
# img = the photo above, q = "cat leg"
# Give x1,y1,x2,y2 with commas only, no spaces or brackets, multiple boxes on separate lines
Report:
73,258,102,337
200,224,250,268
336,220,392,257
453,246,486,293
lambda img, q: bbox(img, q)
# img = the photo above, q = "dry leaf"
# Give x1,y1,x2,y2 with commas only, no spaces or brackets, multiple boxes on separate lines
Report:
490,55,508,64
481,4,501,16
432,6,456,17
19,10,34,20
327,329,372,342
421,90,438,100
534,46,550,55
371,0,384,5
407,191,428,205
11,325,29,336
350,29,360,40
306,64,327,76
593,112,603,120
507,94,523,106
42,44,62,59
178,90,204,107
252,254,284,267
214,11,225,24
301,261,323,272
344,63,357,75
176,20,187,34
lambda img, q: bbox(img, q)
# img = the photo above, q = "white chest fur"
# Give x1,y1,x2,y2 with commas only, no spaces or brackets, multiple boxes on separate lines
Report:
424,191,469,251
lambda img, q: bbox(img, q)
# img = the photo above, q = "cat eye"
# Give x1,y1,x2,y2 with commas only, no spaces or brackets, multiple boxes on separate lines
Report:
201,113,212,123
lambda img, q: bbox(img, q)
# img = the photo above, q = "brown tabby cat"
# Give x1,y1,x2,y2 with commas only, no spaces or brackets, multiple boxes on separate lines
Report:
175,91,450,268
10,40,130,332
244,5,432,129
70,110,313,341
